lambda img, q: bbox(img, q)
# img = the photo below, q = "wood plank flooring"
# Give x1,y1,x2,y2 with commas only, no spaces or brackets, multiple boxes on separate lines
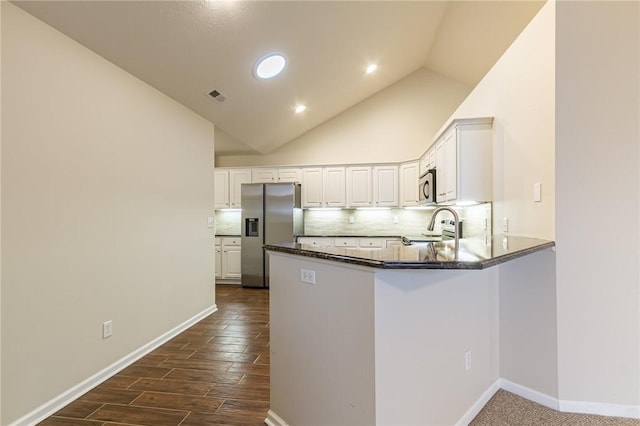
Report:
38,285,270,426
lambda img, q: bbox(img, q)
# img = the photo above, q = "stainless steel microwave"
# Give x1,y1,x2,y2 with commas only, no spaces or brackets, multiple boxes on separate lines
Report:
418,169,437,204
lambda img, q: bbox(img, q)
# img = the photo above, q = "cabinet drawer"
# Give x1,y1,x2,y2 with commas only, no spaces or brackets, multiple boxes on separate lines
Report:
222,237,241,246
359,238,384,248
333,237,358,247
385,239,403,248
297,237,333,247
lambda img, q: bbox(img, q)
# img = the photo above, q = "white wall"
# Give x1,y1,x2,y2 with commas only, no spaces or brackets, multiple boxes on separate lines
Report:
443,1,555,241
499,250,558,399
556,0,640,412
269,254,377,425
216,68,470,167
0,2,3,421
375,268,499,425
1,4,215,423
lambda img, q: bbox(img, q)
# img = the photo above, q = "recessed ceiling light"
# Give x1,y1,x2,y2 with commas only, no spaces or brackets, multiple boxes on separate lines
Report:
294,105,307,114
254,53,286,79
366,64,378,74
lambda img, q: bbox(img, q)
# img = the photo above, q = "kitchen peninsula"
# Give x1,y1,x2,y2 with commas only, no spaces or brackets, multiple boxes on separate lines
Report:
264,235,556,426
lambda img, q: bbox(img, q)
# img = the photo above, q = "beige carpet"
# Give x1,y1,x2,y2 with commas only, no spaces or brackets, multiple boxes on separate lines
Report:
470,390,639,426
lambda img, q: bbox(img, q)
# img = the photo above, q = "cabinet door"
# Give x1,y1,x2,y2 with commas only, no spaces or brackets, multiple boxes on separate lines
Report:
346,166,372,207
435,141,446,201
222,246,242,279
323,167,346,207
214,246,222,279
302,168,323,207
229,169,252,208
373,165,398,207
214,170,229,209
278,168,302,183
400,162,419,206
444,129,457,201
252,168,277,183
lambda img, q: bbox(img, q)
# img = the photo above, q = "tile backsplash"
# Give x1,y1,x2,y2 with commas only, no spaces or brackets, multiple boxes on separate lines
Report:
215,203,492,239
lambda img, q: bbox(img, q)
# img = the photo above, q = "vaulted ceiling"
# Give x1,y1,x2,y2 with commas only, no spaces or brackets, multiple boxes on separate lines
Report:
12,1,545,156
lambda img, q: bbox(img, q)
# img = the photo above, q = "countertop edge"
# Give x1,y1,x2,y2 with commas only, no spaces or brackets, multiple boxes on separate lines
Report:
265,238,555,270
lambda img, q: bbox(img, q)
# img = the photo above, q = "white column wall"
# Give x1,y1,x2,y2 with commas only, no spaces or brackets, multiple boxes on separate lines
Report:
556,0,640,412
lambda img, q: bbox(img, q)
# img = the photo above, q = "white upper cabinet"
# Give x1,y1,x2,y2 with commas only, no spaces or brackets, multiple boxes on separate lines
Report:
346,166,372,207
252,168,301,183
443,128,457,201
229,169,252,208
252,168,278,183
372,165,398,207
302,167,323,208
435,140,446,202
215,117,492,209
432,118,493,204
323,167,346,207
400,162,420,207
214,170,230,209
278,168,302,183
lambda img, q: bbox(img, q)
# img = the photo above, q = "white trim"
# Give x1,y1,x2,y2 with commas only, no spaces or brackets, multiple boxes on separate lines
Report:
265,409,289,426
9,304,217,426
559,399,640,420
499,378,560,411
456,379,501,426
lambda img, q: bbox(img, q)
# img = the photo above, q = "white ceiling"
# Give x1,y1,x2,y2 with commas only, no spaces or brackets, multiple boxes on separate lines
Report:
12,0,544,157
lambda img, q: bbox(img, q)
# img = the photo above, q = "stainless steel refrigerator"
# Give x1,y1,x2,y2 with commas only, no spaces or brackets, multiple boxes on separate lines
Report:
241,183,304,288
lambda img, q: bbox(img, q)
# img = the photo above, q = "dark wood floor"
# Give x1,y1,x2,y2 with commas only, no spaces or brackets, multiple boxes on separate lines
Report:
39,284,270,426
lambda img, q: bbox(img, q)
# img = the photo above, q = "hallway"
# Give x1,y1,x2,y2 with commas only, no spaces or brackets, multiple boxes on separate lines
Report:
39,285,270,426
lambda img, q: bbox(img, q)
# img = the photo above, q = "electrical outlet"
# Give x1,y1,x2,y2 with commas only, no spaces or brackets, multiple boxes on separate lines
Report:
103,320,113,339
349,215,355,224
393,216,399,224
502,217,509,232
301,269,316,284
464,350,471,371
207,217,215,228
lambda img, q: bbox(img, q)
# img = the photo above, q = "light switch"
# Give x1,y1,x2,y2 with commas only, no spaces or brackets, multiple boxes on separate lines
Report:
533,183,542,203
349,215,355,224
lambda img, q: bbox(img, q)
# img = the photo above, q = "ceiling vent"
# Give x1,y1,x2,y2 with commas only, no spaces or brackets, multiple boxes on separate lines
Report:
208,89,227,103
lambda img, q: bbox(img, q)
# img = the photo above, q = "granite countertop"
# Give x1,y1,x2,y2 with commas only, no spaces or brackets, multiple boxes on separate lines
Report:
299,234,443,242
265,235,555,270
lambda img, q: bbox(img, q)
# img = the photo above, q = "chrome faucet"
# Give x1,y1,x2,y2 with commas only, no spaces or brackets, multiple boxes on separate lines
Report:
427,207,460,258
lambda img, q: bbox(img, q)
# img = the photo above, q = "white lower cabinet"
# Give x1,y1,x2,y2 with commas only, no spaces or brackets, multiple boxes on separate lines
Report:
217,237,242,282
214,238,222,279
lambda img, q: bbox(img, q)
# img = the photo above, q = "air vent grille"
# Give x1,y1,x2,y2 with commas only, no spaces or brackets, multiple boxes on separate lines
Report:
208,89,227,103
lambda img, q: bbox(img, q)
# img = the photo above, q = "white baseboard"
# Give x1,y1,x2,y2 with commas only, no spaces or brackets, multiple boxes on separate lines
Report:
456,379,502,426
9,304,217,426
499,379,639,420
264,409,289,426
499,378,560,411
559,399,640,419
